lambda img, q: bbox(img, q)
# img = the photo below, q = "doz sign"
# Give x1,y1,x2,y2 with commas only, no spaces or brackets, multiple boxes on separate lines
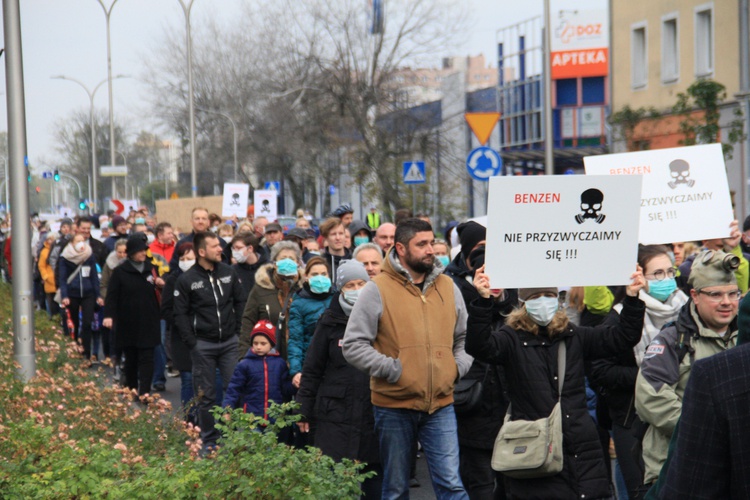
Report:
551,9,609,79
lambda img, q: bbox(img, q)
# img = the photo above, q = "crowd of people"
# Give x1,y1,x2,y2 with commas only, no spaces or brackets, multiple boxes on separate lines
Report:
2,202,750,499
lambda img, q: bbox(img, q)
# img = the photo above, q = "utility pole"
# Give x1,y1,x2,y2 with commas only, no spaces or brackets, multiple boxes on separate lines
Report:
543,0,555,175
4,0,35,381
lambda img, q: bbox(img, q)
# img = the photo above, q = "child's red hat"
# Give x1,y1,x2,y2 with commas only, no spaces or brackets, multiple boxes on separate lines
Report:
250,320,276,347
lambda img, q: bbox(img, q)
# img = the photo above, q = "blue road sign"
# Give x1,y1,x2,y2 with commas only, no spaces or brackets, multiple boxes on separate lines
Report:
265,181,280,192
329,184,336,195
403,161,426,184
466,147,502,181
41,171,53,179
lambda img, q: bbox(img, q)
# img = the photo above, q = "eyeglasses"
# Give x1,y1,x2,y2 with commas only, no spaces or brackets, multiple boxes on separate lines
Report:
697,289,742,303
644,268,676,281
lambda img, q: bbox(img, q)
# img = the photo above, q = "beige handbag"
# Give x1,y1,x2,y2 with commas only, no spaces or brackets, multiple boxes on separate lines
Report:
491,341,565,478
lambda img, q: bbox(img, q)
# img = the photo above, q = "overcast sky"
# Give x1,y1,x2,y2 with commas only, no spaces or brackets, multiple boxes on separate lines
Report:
0,0,602,171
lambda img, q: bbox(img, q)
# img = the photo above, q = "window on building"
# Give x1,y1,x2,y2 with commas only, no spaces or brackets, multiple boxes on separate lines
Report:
695,4,714,76
631,23,648,89
661,15,679,83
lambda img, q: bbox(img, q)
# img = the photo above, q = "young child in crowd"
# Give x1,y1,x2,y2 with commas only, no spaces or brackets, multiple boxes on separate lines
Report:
223,321,295,423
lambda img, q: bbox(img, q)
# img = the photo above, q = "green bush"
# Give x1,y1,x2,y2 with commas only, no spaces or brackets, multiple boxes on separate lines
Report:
0,283,370,498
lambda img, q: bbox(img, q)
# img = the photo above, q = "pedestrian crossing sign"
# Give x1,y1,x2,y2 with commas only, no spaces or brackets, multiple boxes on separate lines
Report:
403,161,426,184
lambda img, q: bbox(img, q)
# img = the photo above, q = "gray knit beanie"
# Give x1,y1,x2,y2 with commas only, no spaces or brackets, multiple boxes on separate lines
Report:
335,260,370,290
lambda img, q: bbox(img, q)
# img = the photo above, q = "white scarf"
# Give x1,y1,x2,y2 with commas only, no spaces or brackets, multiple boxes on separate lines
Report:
615,288,689,366
61,241,93,266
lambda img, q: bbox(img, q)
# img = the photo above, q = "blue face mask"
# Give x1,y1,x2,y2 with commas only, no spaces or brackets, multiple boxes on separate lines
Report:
354,236,369,247
276,258,298,277
647,278,677,302
309,275,332,294
437,255,450,267
524,296,559,326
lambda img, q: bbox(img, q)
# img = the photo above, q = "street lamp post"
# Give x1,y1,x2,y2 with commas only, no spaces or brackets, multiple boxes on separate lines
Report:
196,106,238,182
176,0,198,197
51,75,126,212
96,0,121,201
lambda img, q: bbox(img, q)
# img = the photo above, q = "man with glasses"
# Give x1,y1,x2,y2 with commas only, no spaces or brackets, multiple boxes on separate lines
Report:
635,249,742,492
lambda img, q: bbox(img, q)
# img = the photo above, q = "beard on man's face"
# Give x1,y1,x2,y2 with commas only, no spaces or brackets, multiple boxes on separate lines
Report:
404,249,434,274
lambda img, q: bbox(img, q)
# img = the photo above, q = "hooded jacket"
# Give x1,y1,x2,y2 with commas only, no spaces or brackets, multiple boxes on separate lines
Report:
467,295,645,499
38,240,56,294
635,300,738,484
342,247,473,413
239,262,303,361
172,261,246,349
288,284,334,376
321,248,352,286
223,348,295,420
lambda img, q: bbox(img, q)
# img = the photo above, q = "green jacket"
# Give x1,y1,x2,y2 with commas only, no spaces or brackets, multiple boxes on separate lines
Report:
634,301,737,484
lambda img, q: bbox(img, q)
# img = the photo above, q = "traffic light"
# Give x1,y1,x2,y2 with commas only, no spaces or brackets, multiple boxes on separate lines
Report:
35,186,40,194
78,199,87,211
53,169,60,182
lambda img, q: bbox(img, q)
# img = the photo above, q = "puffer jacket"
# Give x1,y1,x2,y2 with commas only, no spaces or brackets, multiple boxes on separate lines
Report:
223,348,295,420
38,241,56,294
239,263,303,361
58,254,100,300
467,294,645,499
288,284,334,375
635,300,738,484
172,262,247,349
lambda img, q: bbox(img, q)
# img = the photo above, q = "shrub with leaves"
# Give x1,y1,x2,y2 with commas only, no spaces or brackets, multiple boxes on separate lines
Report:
0,283,370,498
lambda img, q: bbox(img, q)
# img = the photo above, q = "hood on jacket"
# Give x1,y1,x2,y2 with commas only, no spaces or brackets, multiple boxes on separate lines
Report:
254,262,303,291
348,220,371,239
384,246,442,290
241,348,281,361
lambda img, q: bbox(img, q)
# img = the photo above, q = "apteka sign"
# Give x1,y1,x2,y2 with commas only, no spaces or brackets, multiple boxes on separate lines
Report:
485,175,641,288
584,144,733,245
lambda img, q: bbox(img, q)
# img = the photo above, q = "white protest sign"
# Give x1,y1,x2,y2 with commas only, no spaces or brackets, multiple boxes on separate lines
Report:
121,200,140,215
253,190,277,221
485,175,642,288
222,183,249,218
584,144,733,244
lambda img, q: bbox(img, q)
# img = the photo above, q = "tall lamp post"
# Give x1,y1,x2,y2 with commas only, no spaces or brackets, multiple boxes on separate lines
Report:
176,0,198,197
95,0,121,200
51,75,127,212
196,106,238,182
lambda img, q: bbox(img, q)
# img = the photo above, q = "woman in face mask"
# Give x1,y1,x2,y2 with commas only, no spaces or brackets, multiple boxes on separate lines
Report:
466,265,647,500
99,239,129,367
433,239,451,269
161,243,198,419
585,245,688,500
288,257,335,389
239,241,304,363
295,260,382,497
59,233,103,367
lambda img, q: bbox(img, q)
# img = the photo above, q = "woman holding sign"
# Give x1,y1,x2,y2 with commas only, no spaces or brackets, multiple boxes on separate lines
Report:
467,265,646,500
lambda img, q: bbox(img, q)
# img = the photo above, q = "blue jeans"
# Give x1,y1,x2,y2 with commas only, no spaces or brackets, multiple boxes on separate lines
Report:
373,405,467,500
152,320,167,386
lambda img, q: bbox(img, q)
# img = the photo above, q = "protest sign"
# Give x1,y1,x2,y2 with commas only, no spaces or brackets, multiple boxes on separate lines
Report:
584,144,733,244
253,190,277,221
221,183,249,218
485,175,642,288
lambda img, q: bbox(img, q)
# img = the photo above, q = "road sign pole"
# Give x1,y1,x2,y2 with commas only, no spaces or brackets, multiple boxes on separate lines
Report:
412,185,416,214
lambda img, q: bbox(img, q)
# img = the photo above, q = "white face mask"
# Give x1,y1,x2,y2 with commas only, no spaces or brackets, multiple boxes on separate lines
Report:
232,249,247,264
222,236,233,244
74,241,85,252
524,296,559,326
179,259,195,272
146,234,155,244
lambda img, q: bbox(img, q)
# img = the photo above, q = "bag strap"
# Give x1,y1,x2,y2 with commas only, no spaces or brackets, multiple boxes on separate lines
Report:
557,340,566,401
66,262,84,285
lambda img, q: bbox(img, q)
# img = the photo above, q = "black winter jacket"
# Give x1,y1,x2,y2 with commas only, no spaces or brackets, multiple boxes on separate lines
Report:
233,253,267,297
104,260,161,349
162,269,191,372
466,295,645,500
296,295,380,465
173,262,246,348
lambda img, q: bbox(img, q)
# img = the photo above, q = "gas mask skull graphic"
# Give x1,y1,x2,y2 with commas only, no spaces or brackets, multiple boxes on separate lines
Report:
667,159,695,189
575,188,606,224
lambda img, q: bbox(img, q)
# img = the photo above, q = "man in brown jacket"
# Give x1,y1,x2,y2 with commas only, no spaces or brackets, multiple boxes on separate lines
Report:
343,218,472,499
